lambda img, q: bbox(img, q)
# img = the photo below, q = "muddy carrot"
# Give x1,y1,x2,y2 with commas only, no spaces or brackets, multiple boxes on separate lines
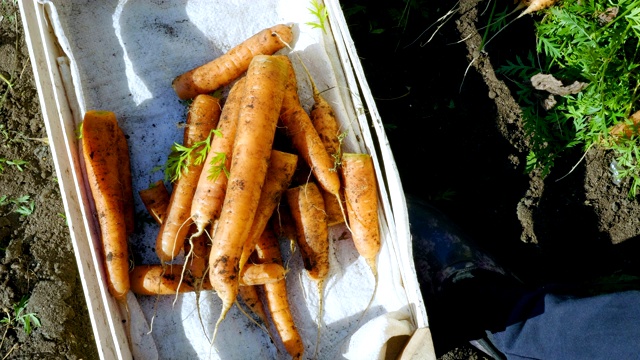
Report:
238,149,298,272
191,77,246,237
172,24,293,100
82,110,131,301
255,228,304,360
208,54,289,340
341,153,380,274
139,180,170,225
115,125,135,235
276,55,342,198
156,94,221,262
286,182,328,357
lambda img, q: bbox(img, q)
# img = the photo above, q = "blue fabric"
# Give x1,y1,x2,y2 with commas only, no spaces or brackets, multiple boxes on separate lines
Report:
487,289,640,360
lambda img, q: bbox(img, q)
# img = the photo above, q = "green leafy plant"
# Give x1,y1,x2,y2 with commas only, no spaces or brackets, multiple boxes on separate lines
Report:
498,0,640,195
0,158,28,173
206,152,229,181
1,296,41,340
307,0,329,33
7,195,35,216
164,129,222,183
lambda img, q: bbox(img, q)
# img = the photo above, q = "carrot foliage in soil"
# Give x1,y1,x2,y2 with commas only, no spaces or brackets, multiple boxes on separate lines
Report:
497,0,640,195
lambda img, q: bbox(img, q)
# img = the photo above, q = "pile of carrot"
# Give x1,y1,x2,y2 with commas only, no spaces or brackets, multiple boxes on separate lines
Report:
81,23,382,359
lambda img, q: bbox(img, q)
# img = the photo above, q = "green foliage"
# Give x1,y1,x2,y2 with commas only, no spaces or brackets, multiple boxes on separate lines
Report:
307,0,329,33
9,195,35,216
498,0,640,195
207,152,229,181
164,129,222,183
1,296,41,336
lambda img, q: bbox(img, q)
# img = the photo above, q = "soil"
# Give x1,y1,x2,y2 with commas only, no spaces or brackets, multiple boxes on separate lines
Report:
1,0,639,359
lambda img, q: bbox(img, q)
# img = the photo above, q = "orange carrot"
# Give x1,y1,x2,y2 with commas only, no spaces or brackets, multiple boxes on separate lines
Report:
130,265,197,295
238,149,298,272
340,153,380,274
610,110,640,139
156,94,221,262
239,263,286,286
208,54,289,339
518,0,558,17
82,110,131,301
172,24,293,100
341,153,380,322
322,190,346,227
183,226,209,280
191,77,246,237
277,55,341,198
130,263,282,296
255,227,304,360
139,180,170,225
115,125,135,235
271,200,298,249
285,182,329,282
238,286,273,342
286,182,328,357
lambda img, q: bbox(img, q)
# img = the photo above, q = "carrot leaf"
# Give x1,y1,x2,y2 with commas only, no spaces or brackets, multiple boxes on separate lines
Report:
164,129,222,183
307,0,328,33
207,152,229,181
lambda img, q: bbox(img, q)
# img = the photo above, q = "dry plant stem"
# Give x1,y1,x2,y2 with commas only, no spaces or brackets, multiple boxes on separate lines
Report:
2,344,18,360
208,55,289,345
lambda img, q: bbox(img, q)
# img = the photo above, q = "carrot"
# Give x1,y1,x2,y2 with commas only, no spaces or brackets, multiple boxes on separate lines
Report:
285,182,329,281
172,24,293,100
208,54,290,341
191,77,246,237
239,263,286,286
156,94,221,262
183,226,209,280
115,125,135,235
341,153,380,321
323,190,346,227
285,182,328,357
518,0,558,17
340,153,381,274
294,55,349,227
610,110,640,139
82,110,131,301
138,180,170,225
238,285,269,324
238,149,298,272
130,263,284,296
254,228,304,360
277,55,342,198
271,200,298,251
130,265,197,295
236,285,273,341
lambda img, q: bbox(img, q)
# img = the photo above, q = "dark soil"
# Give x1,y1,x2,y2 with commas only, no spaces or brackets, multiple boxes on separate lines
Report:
343,0,640,357
0,3,98,359
2,0,639,359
